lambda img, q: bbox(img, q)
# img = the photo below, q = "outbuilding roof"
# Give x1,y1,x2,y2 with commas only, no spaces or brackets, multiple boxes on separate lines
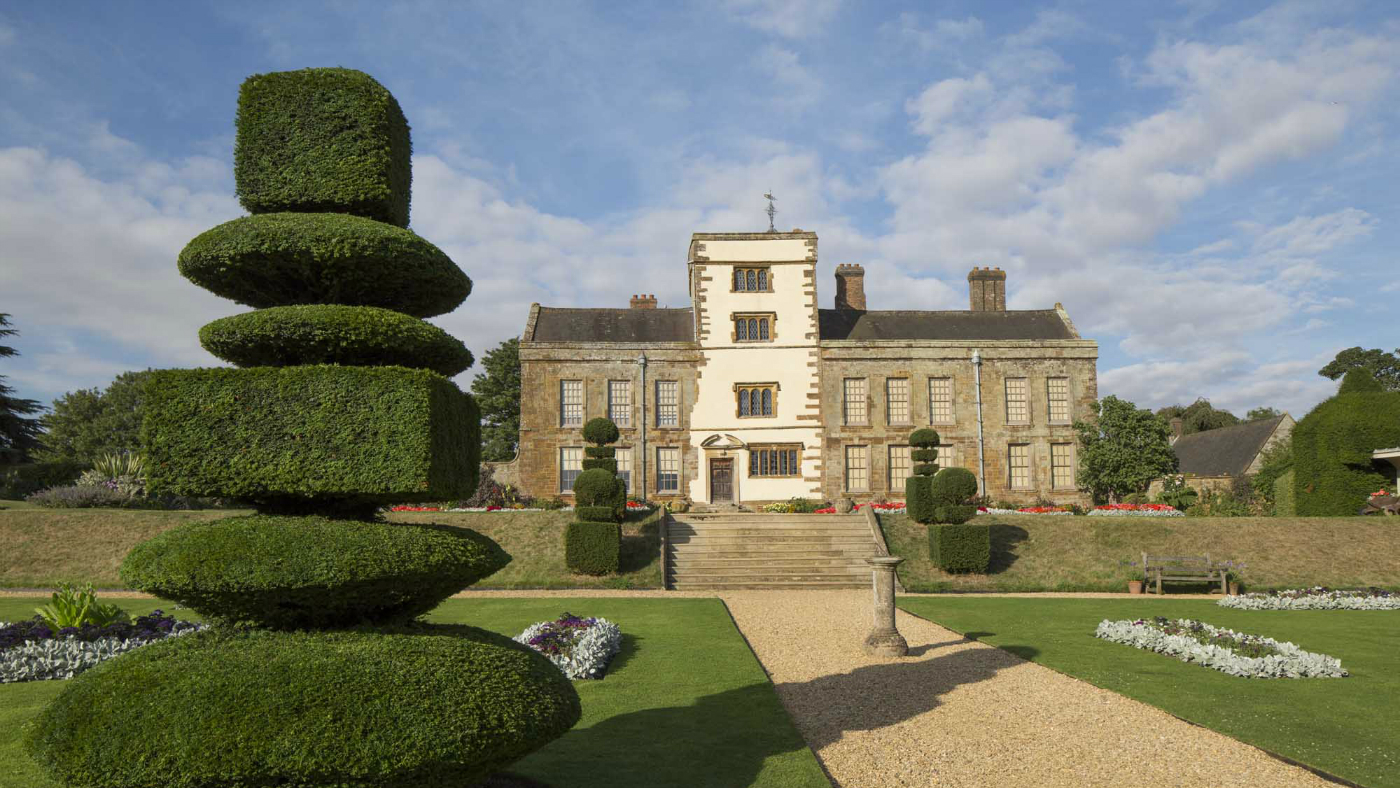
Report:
1171,415,1290,477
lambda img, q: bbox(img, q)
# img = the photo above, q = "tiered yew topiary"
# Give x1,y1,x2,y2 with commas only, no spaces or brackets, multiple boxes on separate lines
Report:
24,68,580,788
904,428,941,524
903,429,987,573
567,418,623,574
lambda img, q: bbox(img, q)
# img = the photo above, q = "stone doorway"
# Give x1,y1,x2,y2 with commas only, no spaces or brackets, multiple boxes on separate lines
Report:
709,458,733,503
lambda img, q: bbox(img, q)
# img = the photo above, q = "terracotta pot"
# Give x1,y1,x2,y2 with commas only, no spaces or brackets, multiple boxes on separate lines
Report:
1228,581,1239,596
1127,580,1144,595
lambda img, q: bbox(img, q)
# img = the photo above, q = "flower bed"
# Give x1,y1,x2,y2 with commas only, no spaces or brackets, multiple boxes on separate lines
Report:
1095,616,1348,678
0,610,204,683
812,501,906,514
1087,503,1184,517
1219,587,1400,611
515,613,622,680
977,506,1073,516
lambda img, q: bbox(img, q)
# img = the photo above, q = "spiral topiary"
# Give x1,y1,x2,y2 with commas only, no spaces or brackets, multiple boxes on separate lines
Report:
24,67,580,788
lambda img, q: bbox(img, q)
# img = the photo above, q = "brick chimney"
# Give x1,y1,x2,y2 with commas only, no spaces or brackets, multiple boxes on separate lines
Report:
629,294,656,309
967,267,1006,311
834,264,866,311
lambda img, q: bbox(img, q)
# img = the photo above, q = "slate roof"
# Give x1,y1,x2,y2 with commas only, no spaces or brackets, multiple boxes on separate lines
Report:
818,309,1075,341
1171,416,1289,477
530,307,694,343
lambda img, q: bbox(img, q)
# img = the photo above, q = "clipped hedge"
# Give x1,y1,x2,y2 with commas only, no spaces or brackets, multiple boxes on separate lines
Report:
1292,381,1400,516
120,515,510,628
575,505,615,523
24,626,582,788
911,448,939,463
928,523,990,573
582,417,620,446
200,305,474,376
913,462,940,477
141,365,479,509
931,467,978,507
179,213,471,319
910,428,941,448
234,67,412,227
0,461,87,499
906,477,936,524
584,446,614,459
581,458,618,473
1274,468,1296,517
565,522,621,575
934,504,977,525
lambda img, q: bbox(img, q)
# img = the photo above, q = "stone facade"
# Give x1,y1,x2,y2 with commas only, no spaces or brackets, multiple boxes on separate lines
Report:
509,230,1099,507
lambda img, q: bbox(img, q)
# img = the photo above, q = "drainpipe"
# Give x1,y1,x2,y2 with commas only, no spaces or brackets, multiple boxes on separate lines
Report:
637,352,648,500
972,349,986,497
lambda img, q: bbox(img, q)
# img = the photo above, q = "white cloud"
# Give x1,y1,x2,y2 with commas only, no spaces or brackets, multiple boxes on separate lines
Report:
1100,350,1336,417
891,13,984,51
754,44,822,107
721,0,841,39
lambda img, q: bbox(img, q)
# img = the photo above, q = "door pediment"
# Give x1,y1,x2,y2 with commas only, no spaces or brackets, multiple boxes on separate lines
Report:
700,433,746,451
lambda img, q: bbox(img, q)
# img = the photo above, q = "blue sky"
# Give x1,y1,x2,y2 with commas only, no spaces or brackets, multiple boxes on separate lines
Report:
2,0,1398,418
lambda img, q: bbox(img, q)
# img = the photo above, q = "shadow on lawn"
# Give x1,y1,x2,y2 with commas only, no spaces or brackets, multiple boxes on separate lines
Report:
617,516,661,575
987,524,1029,574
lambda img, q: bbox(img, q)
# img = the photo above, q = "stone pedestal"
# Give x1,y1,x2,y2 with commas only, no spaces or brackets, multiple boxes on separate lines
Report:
863,556,908,657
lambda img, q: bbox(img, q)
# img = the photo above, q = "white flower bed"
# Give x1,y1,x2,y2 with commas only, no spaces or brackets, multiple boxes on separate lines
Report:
1086,507,1184,517
1219,587,1400,611
515,615,622,680
0,622,204,683
976,508,1073,516
1095,618,1348,678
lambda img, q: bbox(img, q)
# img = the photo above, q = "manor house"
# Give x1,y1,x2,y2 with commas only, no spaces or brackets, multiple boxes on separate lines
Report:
508,230,1098,507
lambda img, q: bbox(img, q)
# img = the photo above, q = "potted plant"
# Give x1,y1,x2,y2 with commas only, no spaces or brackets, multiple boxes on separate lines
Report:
1127,579,1144,594
1222,560,1246,595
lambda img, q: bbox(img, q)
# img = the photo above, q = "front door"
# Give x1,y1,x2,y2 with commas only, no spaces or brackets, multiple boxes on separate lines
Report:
710,459,733,503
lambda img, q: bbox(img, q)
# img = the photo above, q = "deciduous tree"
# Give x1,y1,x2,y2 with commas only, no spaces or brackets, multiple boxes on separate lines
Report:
34,370,151,464
1076,395,1177,503
1155,398,1240,435
1318,346,1400,391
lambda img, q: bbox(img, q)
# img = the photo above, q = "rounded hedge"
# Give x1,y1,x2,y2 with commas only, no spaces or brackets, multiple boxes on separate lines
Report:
119,515,510,628
931,467,979,506
24,626,581,788
572,468,622,515
200,305,474,376
581,458,618,474
913,463,941,477
935,504,977,525
1292,385,1400,515
179,213,471,318
582,417,620,446
911,448,939,463
909,428,941,448
584,446,615,459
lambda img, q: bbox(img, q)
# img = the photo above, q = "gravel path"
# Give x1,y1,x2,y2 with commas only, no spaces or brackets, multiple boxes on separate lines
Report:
0,587,1334,787
720,589,1331,788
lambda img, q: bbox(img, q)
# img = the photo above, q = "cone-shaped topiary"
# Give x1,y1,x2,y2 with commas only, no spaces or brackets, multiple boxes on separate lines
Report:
26,68,580,788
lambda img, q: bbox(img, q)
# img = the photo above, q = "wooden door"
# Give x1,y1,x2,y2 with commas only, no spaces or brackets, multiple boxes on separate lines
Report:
710,459,733,502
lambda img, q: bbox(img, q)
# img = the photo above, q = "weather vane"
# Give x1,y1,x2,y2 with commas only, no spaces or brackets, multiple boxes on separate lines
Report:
764,190,777,232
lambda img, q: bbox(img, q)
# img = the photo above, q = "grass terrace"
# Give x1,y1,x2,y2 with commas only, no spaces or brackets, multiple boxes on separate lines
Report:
0,507,664,590
897,596,1400,788
0,595,827,788
879,512,1400,593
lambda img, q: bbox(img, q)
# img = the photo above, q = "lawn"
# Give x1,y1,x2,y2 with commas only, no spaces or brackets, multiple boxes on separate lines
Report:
0,508,665,590
1,596,827,788
880,512,1400,593
898,596,1399,788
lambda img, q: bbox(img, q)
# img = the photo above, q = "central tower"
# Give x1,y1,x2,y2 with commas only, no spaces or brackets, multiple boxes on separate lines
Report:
686,231,823,504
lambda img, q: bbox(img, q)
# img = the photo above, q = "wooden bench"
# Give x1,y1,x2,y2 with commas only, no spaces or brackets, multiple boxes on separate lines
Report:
1142,553,1227,595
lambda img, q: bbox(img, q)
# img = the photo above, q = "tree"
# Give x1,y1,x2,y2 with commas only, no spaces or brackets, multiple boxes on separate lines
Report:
34,370,152,464
1318,346,1400,392
470,337,520,462
0,314,43,464
1155,398,1240,435
1076,395,1177,503
1245,406,1283,421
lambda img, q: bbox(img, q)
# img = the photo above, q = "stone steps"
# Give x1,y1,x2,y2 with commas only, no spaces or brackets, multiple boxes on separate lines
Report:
667,513,877,590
